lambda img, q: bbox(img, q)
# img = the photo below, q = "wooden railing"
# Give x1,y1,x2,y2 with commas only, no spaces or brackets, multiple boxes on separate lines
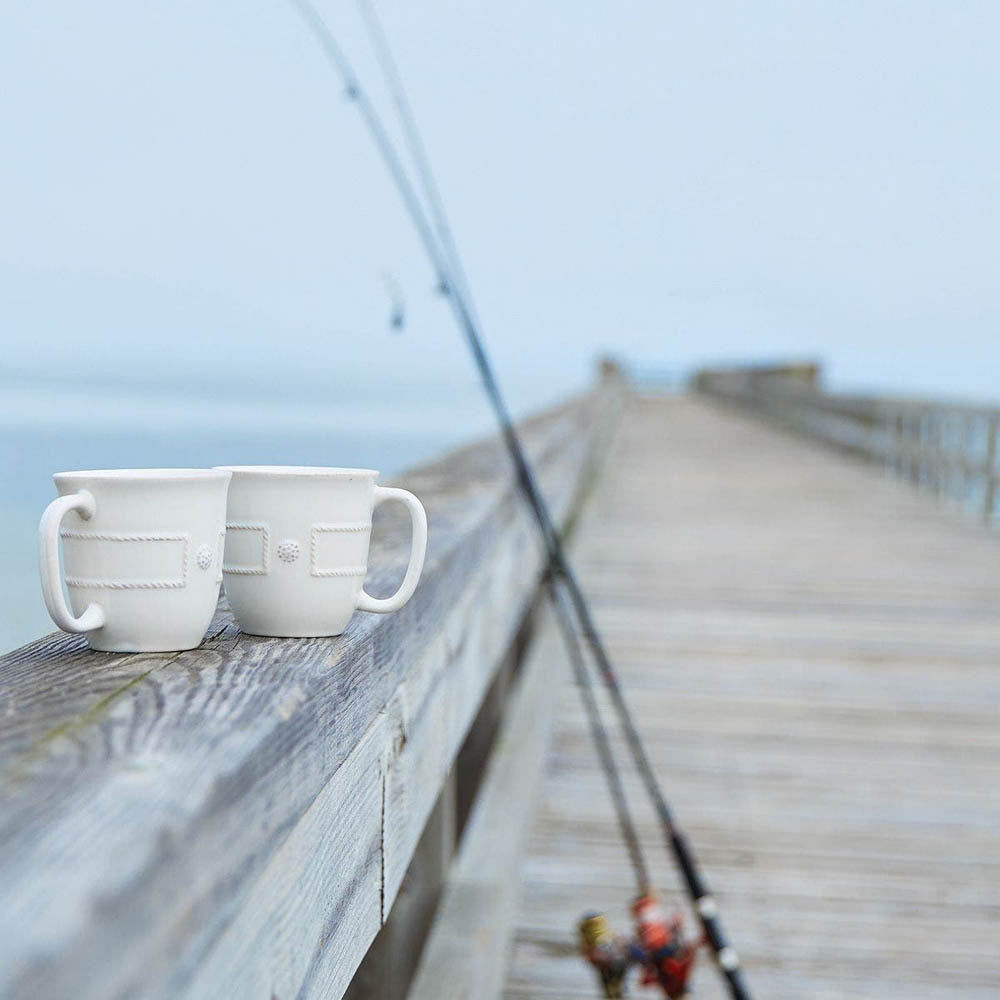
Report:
0,370,627,1000
695,364,1000,523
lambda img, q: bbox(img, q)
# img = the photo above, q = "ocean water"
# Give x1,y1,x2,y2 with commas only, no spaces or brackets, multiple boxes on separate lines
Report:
0,377,499,653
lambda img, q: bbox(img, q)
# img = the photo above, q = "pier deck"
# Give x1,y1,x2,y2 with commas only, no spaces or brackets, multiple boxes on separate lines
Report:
501,395,1000,999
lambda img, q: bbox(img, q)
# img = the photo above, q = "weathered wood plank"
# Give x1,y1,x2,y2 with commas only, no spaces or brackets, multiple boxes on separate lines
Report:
175,711,386,1000
0,376,625,1000
408,598,565,1000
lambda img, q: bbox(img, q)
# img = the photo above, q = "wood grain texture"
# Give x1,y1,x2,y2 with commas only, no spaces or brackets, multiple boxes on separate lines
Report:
0,376,626,1000
501,396,1000,1000
345,772,457,1000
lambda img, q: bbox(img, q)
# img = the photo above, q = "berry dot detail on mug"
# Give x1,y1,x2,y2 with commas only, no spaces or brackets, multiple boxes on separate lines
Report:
277,540,301,564
196,545,214,571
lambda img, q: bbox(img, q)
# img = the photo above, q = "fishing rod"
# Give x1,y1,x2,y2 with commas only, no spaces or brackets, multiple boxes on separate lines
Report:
285,3,751,996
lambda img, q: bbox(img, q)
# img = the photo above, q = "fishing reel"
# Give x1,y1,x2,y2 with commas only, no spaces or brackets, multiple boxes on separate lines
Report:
578,911,630,998
578,892,701,999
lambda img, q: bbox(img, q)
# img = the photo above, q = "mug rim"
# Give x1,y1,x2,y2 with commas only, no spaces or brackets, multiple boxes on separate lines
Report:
216,465,378,478
54,468,231,482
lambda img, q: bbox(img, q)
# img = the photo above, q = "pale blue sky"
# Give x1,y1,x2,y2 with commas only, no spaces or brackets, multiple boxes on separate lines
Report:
2,0,998,432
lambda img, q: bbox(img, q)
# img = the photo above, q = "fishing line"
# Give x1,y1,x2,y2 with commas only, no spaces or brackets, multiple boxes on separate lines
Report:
548,575,651,895
357,0,475,312
284,2,751,996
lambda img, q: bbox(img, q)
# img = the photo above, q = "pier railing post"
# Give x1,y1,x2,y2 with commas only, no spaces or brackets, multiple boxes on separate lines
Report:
897,408,909,482
984,417,997,523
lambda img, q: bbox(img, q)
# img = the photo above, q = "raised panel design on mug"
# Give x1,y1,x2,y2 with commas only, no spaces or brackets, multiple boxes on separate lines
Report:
310,521,372,578
223,523,270,576
59,531,191,590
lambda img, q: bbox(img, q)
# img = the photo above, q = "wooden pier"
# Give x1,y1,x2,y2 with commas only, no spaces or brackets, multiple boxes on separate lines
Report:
1,369,998,999
494,392,1000,999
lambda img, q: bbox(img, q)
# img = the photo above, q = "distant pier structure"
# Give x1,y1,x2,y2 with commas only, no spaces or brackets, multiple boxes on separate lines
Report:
1,363,997,999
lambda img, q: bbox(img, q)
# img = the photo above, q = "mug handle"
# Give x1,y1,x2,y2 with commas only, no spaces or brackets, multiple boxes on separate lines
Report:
38,490,106,633
356,486,428,614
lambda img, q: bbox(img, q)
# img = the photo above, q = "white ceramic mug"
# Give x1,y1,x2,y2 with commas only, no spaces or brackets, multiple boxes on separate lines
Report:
216,466,427,637
38,469,231,652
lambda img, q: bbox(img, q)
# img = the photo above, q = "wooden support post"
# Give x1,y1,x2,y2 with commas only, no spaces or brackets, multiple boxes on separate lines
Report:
344,774,457,1000
929,410,939,494
962,414,975,509
984,417,997,524
408,604,564,1000
891,409,904,477
454,651,514,840
920,410,932,491
940,412,952,499
908,411,921,485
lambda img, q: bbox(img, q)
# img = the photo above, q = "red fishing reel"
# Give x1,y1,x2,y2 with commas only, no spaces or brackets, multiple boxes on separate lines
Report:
632,893,701,998
578,892,701,999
